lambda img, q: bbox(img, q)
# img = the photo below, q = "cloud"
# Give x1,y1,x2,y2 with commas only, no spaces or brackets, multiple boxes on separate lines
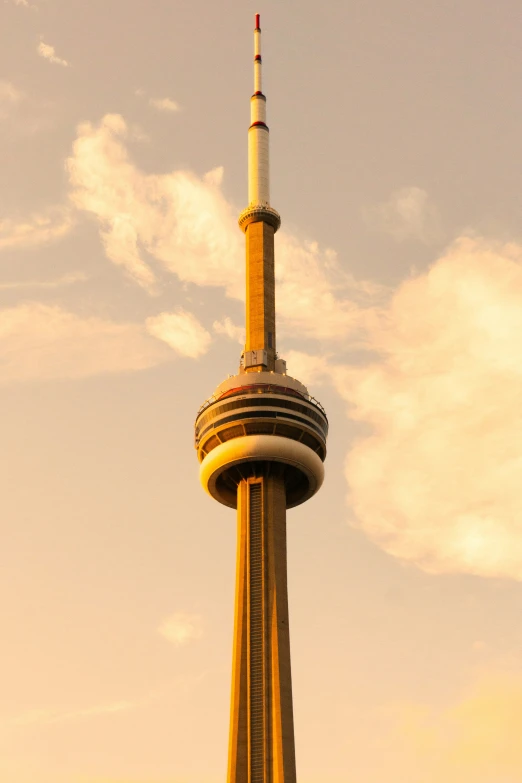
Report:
12,701,133,726
0,208,74,250
135,89,181,112
37,41,69,67
145,310,211,358
364,186,441,243
213,316,244,344
67,115,241,295
149,97,180,113
383,668,522,782
335,236,522,580
283,350,330,388
0,80,23,116
276,234,386,342
67,114,383,339
0,303,173,384
158,612,203,647
0,272,87,290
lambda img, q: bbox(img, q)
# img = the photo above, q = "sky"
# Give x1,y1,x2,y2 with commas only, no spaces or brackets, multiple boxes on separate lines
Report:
2,0,522,781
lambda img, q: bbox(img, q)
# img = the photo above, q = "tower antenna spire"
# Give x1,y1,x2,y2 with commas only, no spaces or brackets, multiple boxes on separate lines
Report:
247,11,272,209
239,12,281,372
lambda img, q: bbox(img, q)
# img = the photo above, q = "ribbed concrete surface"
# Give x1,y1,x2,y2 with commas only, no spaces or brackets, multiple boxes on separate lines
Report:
227,476,297,783
245,221,276,370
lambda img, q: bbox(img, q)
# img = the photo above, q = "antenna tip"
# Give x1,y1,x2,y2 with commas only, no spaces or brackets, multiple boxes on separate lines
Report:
255,13,260,29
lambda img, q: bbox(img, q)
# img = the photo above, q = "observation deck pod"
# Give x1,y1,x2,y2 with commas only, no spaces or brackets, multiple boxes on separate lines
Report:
195,372,328,509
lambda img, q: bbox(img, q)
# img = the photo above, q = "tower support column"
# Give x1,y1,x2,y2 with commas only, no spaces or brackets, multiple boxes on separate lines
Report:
245,221,276,371
228,473,297,783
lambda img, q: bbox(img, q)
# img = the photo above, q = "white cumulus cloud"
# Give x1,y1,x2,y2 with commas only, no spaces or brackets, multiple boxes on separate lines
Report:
149,97,180,113
213,316,244,344
335,236,522,581
66,114,382,339
283,350,330,388
0,207,74,250
0,303,172,384
276,234,386,342
158,612,203,647
146,310,211,358
37,41,69,67
67,115,241,295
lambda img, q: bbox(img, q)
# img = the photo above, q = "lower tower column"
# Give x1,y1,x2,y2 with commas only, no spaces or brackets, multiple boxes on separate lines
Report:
228,473,297,783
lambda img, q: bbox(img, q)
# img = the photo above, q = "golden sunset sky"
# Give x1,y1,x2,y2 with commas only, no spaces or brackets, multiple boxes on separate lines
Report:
2,1,522,781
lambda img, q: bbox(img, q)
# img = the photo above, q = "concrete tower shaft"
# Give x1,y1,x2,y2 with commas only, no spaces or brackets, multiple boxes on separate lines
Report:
228,474,296,783
195,14,328,783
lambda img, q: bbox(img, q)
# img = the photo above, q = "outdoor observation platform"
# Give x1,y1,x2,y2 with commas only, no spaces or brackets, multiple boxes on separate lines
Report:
195,371,328,509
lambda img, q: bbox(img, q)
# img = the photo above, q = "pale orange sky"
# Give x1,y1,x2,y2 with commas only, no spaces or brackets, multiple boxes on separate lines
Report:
2,1,522,781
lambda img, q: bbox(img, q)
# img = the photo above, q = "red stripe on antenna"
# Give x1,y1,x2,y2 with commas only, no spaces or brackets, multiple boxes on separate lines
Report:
255,13,260,29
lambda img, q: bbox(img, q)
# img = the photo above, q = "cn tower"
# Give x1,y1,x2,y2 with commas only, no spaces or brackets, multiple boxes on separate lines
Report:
195,14,328,782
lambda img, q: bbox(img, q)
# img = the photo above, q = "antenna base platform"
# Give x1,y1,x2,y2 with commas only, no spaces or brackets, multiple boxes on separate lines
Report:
238,204,281,233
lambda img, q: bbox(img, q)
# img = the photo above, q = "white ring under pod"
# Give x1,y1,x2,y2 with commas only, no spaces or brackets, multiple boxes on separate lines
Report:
200,434,324,509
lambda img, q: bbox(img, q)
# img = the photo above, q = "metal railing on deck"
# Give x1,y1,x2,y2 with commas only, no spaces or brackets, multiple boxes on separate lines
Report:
195,383,327,421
